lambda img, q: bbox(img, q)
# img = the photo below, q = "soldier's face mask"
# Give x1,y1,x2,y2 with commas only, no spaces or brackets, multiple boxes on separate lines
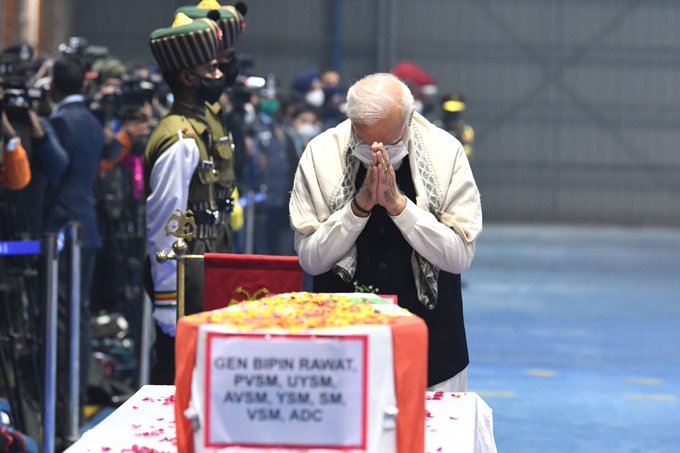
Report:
192,72,225,104
218,59,240,89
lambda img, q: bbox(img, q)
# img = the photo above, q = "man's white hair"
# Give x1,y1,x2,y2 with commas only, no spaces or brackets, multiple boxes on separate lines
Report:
346,73,414,125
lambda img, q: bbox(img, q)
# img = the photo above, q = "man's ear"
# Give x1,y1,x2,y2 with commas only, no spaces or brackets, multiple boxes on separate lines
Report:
179,70,195,88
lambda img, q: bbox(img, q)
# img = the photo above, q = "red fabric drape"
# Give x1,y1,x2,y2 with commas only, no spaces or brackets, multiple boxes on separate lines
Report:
175,317,202,453
391,316,428,453
203,253,304,311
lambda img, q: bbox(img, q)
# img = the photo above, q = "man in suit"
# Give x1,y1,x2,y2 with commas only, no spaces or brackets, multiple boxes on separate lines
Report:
43,55,107,431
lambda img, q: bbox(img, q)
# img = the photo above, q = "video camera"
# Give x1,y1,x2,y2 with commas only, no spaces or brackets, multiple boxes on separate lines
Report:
228,55,278,107
121,74,156,108
90,72,166,126
0,52,46,123
59,36,109,70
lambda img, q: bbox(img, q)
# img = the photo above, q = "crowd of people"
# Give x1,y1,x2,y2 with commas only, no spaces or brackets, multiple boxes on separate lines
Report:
0,2,479,450
0,18,356,452
0,42,476,263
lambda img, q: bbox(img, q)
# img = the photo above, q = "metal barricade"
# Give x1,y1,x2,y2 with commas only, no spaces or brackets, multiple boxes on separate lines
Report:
0,223,81,453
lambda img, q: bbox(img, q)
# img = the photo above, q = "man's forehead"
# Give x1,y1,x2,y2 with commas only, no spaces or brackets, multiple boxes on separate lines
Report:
352,115,407,144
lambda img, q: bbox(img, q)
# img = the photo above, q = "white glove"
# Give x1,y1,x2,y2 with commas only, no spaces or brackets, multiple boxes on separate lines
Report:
152,305,177,337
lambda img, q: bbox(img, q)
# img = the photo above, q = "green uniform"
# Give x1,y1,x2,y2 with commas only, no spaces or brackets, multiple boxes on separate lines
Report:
145,3,247,384
145,102,235,316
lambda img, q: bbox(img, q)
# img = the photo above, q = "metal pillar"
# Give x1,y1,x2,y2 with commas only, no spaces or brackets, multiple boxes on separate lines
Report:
245,191,256,255
42,233,58,453
66,223,81,443
173,238,188,320
138,293,152,387
330,0,342,72
376,0,398,72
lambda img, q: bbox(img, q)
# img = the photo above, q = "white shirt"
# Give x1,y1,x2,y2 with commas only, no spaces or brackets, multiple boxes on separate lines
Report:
146,132,200,304
51,94,85,116
289,112,482,277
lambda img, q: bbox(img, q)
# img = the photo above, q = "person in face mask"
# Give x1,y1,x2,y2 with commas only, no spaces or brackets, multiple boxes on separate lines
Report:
292,68,322,107
144,13,237,384
289,73,482,394
191,65,226,104
285,106,321,159
304,83,325,109
294,119,321,146
176,1,249,245
176,1,248,91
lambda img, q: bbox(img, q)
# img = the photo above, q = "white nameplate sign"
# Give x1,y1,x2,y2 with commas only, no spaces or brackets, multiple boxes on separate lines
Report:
204,333,368,450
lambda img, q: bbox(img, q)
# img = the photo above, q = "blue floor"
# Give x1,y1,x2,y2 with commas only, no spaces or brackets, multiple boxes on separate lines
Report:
464,224,680,453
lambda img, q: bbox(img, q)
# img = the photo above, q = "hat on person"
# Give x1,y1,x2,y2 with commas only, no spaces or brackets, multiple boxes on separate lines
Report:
92,57,126,80
176,1,247,50
291,68,320,95
149,13,221,72
391,61,436,87
442,93,466,113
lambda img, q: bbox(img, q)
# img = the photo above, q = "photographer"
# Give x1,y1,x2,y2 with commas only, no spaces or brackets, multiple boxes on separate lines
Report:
99,108,150,175
1,87,70,239
0,107,31,191
1,45,72,235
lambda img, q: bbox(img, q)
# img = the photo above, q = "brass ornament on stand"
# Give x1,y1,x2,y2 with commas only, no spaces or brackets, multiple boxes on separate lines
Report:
164,208,196,239
156,209,204,320
230,287,270,306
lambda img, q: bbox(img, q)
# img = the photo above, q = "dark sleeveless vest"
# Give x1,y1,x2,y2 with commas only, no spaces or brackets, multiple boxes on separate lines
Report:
313,161,469,386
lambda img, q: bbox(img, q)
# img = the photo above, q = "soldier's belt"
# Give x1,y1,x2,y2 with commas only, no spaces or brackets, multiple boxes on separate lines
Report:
195,222,225,240
189,188,235,220
193,208,234,226
190,202,234,226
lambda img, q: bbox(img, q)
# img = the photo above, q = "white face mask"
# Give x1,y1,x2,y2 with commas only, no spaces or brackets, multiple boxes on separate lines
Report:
295,122,321,141
305,88,325,107
243,103,256,126
352,138,409,167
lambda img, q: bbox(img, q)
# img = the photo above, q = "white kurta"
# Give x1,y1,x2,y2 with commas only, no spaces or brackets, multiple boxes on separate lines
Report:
289,112,483,278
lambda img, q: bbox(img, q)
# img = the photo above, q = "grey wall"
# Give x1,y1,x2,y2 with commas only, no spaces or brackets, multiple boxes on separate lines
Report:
71,0,680,226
